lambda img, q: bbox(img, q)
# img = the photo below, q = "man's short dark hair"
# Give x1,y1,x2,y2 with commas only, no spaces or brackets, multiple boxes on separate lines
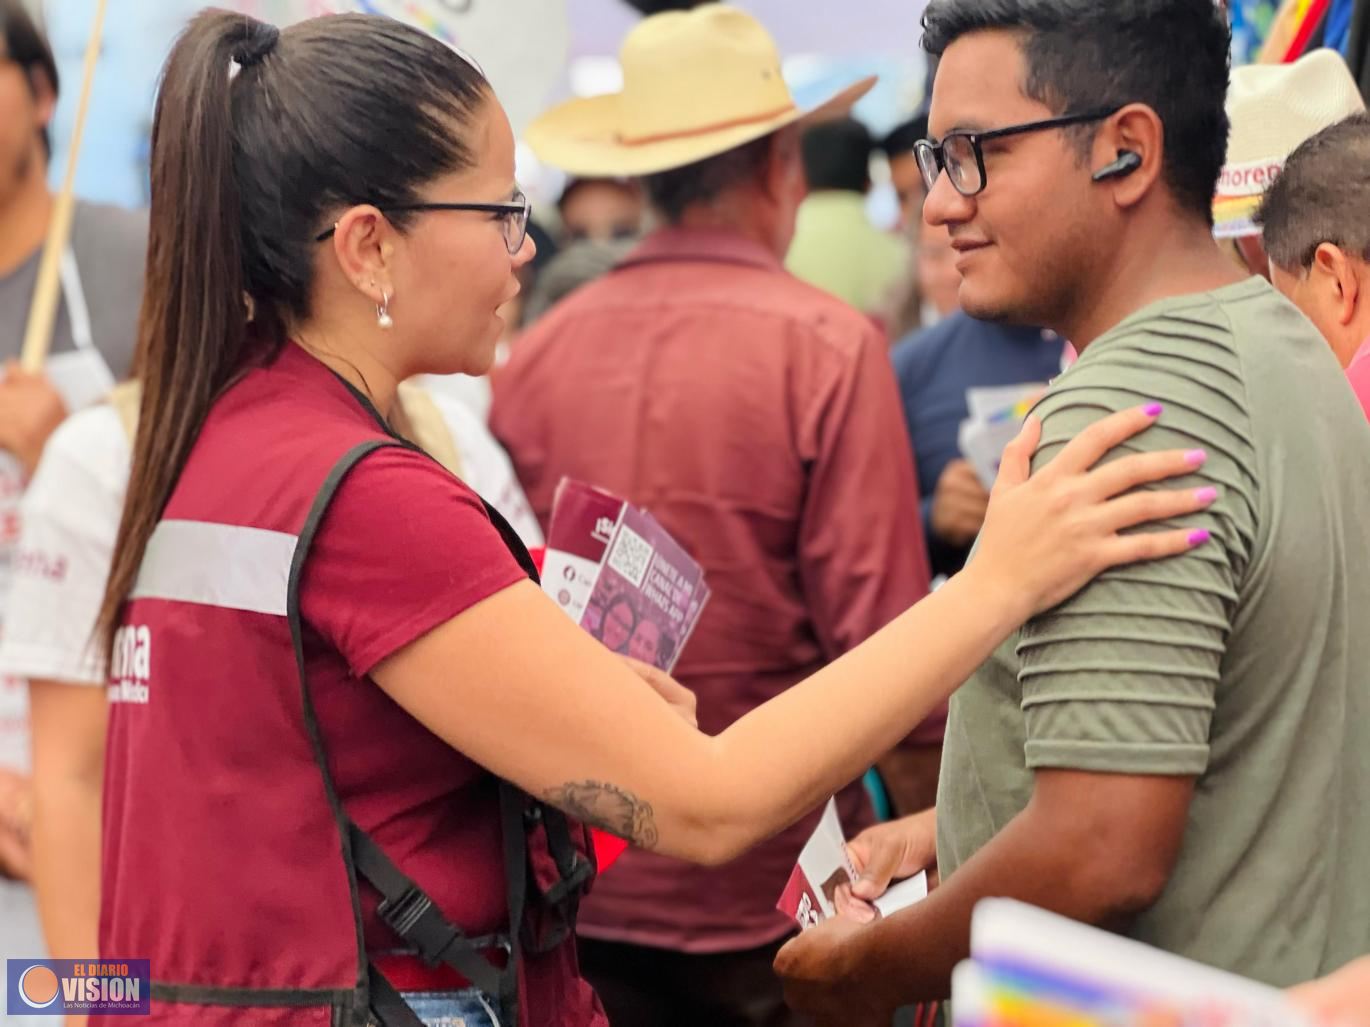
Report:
0,0,60,158
1256,113,1370,271
800,117,873,194
920,0,1231,224
641,133,775,224
880,112,930,161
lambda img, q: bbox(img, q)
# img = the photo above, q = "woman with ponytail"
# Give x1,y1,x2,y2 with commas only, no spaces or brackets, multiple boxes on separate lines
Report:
93,10,1215,1027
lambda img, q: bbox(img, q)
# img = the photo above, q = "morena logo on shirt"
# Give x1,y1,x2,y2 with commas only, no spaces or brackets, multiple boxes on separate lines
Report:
108,625,151,705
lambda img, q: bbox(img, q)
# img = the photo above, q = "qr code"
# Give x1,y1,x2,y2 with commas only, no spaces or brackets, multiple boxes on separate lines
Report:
608,525,654,588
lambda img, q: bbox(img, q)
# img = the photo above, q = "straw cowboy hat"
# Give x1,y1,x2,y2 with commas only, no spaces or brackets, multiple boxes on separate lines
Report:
527,3,876,177
1213,49,1365,239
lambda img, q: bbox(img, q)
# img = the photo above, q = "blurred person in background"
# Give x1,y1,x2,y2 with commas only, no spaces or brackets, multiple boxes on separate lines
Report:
891,309,1064,581
1212,49,1363,275
880,113,930,231
777,0,1370,1020
519,236,635,326
0,0,145,994
787,116,910,319
1257,112,1370,419
557,177,646,243
881,112,955,340
915,220,962,323
499,7,937,1023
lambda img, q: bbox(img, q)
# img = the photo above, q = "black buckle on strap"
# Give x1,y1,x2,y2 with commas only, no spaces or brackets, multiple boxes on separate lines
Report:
543,853,596,907
376,888,460,967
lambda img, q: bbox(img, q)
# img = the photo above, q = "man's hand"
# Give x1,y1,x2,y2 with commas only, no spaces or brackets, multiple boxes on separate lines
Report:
0,767,33,881
0,363,66,478
930,459,990,547
774,916,892,1027
1289,957,1370,1026
849,807,938,900
830,807,938,924
620,657,698,729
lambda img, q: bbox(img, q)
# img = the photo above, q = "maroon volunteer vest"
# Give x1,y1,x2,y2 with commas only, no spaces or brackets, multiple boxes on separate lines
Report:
99,347,594,1027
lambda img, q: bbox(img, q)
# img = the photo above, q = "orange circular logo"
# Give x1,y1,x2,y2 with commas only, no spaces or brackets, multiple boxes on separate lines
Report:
19,964,60,1008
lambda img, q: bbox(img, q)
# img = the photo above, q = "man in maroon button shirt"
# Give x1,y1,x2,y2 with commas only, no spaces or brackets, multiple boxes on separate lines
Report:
491,7,936,1025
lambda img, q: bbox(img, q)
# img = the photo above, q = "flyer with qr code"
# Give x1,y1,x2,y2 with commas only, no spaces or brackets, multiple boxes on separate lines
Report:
542,479,710,672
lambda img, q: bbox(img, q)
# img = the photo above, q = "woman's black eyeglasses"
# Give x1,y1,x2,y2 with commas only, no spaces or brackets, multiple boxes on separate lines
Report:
315,190,532,254
913,107,1122,198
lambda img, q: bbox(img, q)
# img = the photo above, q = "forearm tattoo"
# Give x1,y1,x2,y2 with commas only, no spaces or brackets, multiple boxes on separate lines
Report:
543,781,659,850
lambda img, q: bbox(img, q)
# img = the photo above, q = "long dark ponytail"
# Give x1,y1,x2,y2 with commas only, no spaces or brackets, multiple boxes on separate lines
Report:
98,9,489,650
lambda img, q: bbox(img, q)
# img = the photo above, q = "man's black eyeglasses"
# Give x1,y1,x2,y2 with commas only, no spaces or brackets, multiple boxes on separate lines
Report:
315,191,532,254
914,107,1122,198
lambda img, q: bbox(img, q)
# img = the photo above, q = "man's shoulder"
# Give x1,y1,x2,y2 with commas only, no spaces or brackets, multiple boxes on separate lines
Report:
1088,278,1287,355
520,259,883,360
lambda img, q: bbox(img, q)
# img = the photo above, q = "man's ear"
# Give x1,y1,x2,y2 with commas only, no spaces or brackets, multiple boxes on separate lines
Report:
1090,103,1165,211
761,127,804,204
27,66,56,133
1311,243,1360,328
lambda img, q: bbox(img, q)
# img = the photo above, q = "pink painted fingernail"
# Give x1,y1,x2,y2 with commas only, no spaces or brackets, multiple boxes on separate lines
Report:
1194,486,1219,504
1189,529,1212,546
1143,402,1164,417
1186,449,1208,466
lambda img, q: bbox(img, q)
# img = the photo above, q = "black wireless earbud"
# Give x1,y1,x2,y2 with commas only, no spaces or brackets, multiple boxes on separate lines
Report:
1092,150,1143,182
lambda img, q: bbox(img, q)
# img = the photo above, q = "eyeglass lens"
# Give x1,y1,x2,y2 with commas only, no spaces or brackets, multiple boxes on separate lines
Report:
504,194,530,254
916,136,984,197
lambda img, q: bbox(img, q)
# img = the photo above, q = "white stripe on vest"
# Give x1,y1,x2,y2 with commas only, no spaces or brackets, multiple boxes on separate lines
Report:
131,520,299,616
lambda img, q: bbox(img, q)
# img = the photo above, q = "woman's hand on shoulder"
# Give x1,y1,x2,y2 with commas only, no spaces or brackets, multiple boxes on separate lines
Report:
970,404,1216,620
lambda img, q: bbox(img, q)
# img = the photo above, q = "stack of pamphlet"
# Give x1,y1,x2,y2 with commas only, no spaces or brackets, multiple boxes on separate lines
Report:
958,384,1049,489
541,478,710,672
952,899,1315,1027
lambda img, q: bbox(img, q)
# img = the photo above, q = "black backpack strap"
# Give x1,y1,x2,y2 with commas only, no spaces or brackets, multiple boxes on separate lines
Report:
291,441,397,1027
291,441,521,1026
500,784,529,1023
347,821,513,1003
541,808,595,909
365,968,427,1027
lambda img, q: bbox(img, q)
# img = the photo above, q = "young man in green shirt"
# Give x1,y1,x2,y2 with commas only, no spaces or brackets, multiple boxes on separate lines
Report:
774,1,1370,1021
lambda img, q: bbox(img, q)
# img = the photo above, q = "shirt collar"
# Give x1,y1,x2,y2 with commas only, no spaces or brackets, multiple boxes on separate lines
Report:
619,226,784,273
1352,337,1370,370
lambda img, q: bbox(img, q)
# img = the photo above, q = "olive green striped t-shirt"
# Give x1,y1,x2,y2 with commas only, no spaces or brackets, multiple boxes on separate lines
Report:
938,277,1370,985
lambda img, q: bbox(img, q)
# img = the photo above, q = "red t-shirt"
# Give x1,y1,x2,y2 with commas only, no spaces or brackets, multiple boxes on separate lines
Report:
98,346,605,1027
300,443,607,1026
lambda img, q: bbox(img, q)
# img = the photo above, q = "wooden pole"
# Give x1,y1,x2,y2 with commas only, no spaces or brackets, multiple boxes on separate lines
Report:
19,0,110,372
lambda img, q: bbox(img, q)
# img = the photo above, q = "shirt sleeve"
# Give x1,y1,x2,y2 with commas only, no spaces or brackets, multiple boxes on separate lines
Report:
798,323,933,658
1017,329,1257,777
0,409,128,685
300,446,530,678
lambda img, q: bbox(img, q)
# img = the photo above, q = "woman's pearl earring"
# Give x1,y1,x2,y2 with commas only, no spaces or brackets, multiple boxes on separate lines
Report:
376,290,394,330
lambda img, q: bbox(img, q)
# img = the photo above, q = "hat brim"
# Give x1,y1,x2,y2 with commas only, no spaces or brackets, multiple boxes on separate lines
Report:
527,76,878,178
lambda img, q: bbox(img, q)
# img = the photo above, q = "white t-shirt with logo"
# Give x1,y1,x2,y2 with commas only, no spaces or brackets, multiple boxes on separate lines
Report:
0,390,543,772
